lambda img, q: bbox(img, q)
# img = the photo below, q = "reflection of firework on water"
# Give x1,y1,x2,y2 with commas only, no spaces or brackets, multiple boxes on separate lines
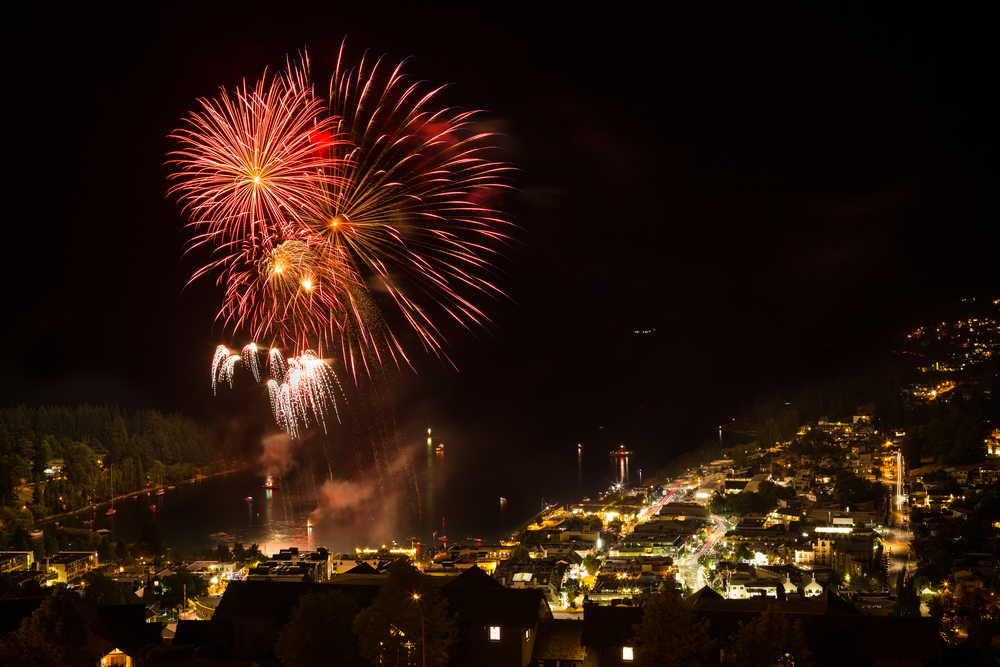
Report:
214,344,344,438
172,43,515,386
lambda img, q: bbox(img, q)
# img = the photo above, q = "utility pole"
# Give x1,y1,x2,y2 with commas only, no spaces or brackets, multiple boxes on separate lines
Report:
413,593,426,667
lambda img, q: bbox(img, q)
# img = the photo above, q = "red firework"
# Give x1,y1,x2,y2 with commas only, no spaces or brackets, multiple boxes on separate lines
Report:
171,43,515,387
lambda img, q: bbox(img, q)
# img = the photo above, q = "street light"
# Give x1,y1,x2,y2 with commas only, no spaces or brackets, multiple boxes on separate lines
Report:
413,593,426,667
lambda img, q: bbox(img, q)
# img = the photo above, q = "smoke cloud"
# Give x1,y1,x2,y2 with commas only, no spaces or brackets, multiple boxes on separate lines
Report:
259,431,296,477
309,444,418,543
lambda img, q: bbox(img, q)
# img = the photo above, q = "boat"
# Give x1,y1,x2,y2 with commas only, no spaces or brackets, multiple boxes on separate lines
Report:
245,496,253,502
82,520,94,526
263,476,276,489
150,504,156,512
106,465,117,515
155,488,165,496
30,529,43,538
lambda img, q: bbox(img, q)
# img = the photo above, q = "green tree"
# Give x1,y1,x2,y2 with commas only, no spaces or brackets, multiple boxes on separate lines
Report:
0,589,88,666
82,570,129,606
137,522,165,557
724,605,813,667
510,544,530,559
520,530,547,547
631,582,712,666
276,590,362,667
353,560,457,667
162,568,209,608
581,554,602,576
215,543,232,562
115,539,130,562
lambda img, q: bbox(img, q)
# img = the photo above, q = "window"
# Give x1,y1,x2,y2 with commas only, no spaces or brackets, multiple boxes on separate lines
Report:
489,626,500,641
525,628,530,641
623,646,634,661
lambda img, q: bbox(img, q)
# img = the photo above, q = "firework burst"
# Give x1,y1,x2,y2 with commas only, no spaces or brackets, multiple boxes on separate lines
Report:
169,71,343,263
175,43,515,436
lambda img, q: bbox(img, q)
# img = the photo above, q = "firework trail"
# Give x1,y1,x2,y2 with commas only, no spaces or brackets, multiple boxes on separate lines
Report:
217,344,344,438
211,346,241,394
174,42,515,436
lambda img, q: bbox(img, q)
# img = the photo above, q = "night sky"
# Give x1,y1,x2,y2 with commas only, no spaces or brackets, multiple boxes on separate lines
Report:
5,4,998,490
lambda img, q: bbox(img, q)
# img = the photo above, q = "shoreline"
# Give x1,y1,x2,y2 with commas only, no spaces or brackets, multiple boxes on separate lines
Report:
36,465,249,527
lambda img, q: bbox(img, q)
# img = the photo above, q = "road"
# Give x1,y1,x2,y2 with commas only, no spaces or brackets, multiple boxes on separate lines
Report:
677,515,729,592
884,520,913,596
684,516,727,566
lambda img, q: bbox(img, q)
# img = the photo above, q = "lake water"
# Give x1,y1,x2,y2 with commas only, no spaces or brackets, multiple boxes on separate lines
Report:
63,437,629,556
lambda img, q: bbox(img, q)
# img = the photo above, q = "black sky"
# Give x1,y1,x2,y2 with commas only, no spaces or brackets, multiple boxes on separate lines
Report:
4,4,998,480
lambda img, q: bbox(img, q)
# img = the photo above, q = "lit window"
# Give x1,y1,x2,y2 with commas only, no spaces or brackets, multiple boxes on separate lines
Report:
623,646,634,661
490,626,500,641
525,629,530,641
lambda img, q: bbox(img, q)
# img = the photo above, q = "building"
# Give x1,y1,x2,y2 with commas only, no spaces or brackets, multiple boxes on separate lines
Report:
580,590,944,666
0,551,33,575
46,551,99,584
247,547,332,582
493,557,568,602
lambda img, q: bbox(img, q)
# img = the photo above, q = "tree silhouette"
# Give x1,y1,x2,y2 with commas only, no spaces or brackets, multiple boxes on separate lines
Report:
631,582,712,666
353,560,457,667
724,606,813,667
276,590,362,667
0,590,88,667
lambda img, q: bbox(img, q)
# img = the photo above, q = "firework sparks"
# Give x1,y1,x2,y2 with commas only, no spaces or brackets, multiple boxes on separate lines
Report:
211,345,241,394
175,43,515,436
169,71,343,262
266,350,344,439
241,343,262,383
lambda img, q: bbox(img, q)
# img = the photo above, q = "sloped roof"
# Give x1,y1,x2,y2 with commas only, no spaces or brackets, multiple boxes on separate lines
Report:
443,587,549,628
580,605,643,647
211,580,381,624
442,564,504,589
172,619,211,646
532,619,586,661
344,561,379,575
682,585,723,608
687,590,861,616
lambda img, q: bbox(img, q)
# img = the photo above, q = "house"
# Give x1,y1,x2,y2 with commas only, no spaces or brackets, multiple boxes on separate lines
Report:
444,583,551,667
196,565,553,667
531,619,586,667
0,596,160,667
580,604,644,667
493,557,568,602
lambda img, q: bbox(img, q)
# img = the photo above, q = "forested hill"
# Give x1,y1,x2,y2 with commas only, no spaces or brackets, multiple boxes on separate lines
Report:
0,404,229,512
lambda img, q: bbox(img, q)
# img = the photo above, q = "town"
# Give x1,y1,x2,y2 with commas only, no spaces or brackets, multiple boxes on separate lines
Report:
1,305,998,665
